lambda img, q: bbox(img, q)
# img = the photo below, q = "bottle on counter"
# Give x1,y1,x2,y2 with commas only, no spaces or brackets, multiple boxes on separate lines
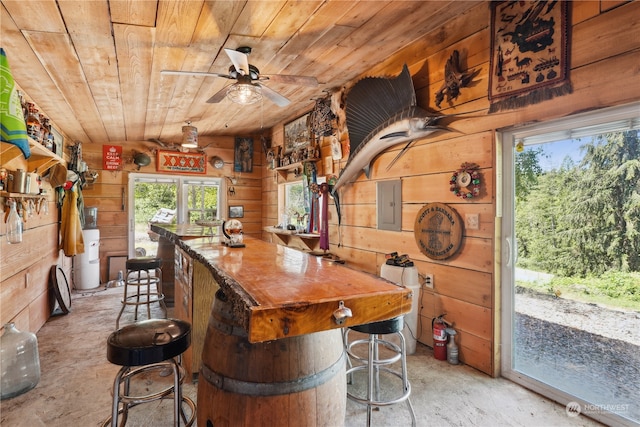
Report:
0,322,41,400
6,200,23,244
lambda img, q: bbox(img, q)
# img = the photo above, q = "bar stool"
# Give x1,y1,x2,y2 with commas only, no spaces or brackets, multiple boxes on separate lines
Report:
102,318,196,427
116,257,167,330
344,316,416,427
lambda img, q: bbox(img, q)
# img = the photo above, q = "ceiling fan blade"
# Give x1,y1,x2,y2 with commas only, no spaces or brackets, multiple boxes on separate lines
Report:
161,70,233,79
206,85,231,104
262,74,318,87
258,83,290,107
224,48,250,76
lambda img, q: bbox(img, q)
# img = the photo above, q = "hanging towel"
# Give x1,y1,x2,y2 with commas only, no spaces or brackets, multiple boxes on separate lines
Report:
60,185,85,256
319,183,329,251
0,48,30,158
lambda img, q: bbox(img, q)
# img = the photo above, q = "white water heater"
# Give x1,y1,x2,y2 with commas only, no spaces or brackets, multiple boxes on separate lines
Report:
73,229,100,290
380,264,420,354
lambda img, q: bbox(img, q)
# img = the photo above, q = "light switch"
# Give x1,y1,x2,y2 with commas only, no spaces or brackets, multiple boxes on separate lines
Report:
465,213,479,230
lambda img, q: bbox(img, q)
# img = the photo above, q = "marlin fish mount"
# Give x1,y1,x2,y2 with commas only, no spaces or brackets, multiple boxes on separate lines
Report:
330,64,451,224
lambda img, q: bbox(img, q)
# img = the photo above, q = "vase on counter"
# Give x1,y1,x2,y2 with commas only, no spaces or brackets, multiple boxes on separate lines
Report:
0,323,41,400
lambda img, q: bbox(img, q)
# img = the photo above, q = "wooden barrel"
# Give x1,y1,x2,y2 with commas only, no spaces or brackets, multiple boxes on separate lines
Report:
197,291,346,427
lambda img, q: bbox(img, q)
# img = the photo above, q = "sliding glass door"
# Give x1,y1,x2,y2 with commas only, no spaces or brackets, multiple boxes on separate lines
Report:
128,174,222,257
501,103,639,426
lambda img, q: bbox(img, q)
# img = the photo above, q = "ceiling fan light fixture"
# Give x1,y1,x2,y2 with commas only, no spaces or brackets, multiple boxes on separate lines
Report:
226,82,262,105
181,121,198,148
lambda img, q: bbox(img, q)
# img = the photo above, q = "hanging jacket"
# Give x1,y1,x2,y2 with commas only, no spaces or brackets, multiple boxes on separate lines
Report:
59,185,85,256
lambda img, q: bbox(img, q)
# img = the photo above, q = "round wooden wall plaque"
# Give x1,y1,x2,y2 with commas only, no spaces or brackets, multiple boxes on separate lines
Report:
414,203,463,260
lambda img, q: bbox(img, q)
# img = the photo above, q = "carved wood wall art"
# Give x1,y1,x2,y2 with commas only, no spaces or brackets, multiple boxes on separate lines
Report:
414,203,463,260
435,50,479,108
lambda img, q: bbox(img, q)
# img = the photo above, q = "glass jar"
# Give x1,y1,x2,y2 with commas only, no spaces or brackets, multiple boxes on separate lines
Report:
6,200,23,244
0,323,41,400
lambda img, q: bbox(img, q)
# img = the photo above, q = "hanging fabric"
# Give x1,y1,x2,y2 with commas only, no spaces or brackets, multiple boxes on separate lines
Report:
319,183,329,251
59,185,85,256
0,48,30,158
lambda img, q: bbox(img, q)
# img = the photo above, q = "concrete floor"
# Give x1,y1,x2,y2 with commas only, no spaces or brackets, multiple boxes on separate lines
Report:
0,286,603,427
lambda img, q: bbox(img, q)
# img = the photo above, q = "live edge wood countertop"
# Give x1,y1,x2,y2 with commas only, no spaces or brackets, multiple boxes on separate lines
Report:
152,224,413,343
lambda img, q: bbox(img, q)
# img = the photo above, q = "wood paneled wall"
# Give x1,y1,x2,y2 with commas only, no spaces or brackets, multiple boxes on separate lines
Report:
261,1,640,376
0,166,68,334
80,136,264,284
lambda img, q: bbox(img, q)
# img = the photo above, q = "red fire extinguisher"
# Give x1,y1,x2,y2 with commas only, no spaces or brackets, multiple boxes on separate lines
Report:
432,315,448,360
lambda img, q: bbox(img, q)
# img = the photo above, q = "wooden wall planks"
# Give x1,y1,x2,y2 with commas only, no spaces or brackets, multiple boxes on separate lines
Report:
261,1,640,376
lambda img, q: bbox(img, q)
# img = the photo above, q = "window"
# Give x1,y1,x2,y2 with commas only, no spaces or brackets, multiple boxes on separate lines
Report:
500,103,640,426
278,177,326,232
128,174,222,257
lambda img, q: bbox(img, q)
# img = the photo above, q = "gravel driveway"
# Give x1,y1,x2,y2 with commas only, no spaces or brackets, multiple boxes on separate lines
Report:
513,289,640,423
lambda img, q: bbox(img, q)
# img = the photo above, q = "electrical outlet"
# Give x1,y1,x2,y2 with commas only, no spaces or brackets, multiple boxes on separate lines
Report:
424,274,434,288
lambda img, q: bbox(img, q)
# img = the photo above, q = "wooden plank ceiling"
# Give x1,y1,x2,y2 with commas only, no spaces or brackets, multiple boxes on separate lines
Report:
1,0,477,146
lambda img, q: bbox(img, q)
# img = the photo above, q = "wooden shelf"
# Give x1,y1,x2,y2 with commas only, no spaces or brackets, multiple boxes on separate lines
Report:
1,191,47,200
273,159,319,179
1,139,65,176
264,226,320,251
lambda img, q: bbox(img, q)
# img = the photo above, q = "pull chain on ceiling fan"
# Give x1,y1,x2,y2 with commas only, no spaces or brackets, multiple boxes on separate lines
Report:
161,47,318,107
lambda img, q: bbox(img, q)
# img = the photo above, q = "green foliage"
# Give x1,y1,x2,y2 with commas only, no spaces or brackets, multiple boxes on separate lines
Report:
134,183,177,223
516,271,640,310
515,130,640,278
515,146,544,201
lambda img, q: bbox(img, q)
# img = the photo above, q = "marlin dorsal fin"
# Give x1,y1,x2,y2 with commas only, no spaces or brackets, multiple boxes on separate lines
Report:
364,164,372,179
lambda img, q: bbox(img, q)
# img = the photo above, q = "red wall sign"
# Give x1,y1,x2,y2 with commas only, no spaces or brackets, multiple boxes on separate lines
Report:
156,150,206,174
103,145,122,170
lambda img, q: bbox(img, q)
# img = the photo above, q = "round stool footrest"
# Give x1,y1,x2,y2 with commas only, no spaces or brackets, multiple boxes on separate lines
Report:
121,293,165,306
345,337,403,366
125,276,160,286
118,362,185,404
346,365,412,406
101,396,195,427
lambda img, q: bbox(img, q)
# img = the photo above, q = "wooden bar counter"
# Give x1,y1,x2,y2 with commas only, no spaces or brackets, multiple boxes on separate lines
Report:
152,224,413,342
152,224,414,426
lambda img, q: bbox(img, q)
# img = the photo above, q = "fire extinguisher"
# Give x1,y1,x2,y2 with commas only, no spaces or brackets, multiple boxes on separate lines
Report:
432,314,448,361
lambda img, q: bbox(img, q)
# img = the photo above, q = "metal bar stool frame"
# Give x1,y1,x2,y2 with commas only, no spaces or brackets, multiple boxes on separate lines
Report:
344,317,417,427
102,319,195,427
116,257,167,330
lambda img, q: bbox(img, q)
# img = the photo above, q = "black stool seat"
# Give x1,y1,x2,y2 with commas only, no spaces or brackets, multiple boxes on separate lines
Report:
126,257,162,271
107,319,191,366
350,316,404,335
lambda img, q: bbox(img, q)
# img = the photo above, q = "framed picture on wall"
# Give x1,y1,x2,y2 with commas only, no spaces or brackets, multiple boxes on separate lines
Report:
229,205,244,218
234,137,254,173
284,112,311,154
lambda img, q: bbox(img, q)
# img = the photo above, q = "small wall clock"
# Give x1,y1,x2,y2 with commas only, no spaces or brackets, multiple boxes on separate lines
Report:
210,156,224,169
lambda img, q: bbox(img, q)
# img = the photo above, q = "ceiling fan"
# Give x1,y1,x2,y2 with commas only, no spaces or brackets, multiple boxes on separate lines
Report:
161,47,318,107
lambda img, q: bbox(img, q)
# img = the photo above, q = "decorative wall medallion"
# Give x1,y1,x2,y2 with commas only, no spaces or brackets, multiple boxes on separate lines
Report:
450,162,481,199
414,203,463,260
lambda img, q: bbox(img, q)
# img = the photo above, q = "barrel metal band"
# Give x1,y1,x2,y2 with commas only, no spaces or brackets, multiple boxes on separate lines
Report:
200,351,345,396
